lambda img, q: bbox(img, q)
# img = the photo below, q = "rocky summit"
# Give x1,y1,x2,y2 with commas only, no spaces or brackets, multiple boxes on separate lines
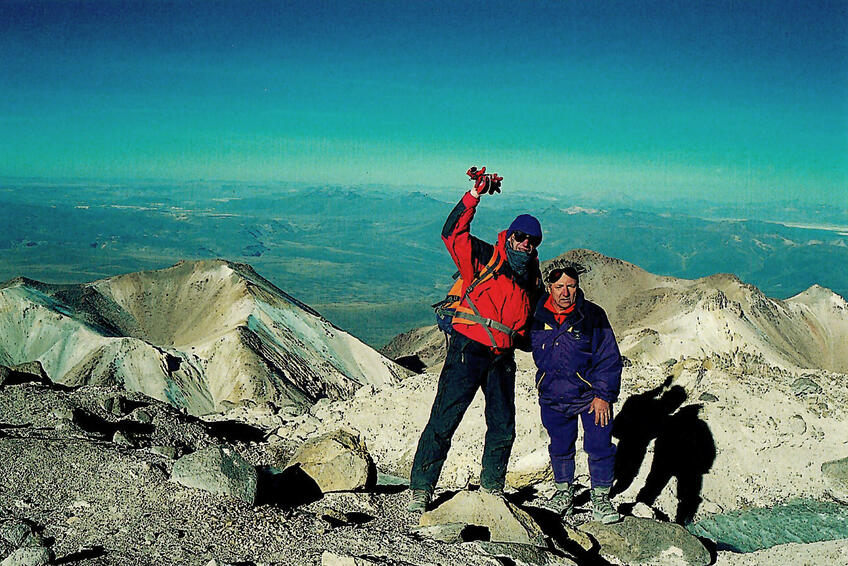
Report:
1,253,848,565
0,260,407,416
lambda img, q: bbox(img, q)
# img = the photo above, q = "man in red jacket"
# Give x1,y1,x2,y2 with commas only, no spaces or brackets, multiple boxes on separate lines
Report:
408,176,544,512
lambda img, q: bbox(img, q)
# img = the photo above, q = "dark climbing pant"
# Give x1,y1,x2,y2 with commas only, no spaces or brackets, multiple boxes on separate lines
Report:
540,399,616,488
409,332,516,493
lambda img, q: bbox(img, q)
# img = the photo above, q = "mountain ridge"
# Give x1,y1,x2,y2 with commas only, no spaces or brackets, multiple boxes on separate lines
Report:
0,259,406,415
385,248,848,374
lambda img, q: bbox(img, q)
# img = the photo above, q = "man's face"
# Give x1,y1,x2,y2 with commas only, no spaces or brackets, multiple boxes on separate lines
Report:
550,273,579,310
508,232,539,253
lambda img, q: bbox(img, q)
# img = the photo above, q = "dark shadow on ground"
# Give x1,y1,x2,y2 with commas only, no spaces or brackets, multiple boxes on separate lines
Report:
72,409,155,439
204,420,267,443
612,380,716,524
255,465,323,508
0,422,30,438
372,482,408,495
394,355,427,374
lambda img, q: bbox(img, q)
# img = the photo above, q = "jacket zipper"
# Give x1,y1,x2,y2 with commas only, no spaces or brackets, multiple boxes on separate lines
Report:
576,371,592,388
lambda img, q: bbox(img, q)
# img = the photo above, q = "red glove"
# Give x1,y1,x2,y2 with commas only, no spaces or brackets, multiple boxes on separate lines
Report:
467,166,503,195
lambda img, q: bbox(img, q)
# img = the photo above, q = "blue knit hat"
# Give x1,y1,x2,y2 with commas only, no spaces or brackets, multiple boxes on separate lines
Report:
507,214,542,243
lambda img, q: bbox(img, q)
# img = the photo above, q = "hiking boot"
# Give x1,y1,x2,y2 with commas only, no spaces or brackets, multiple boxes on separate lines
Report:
548,482,574,517
591,486,621,524
407,489,432,513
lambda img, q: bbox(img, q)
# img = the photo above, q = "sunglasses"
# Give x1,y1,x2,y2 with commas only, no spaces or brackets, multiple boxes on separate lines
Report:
512,231,541,247
546,263,586,283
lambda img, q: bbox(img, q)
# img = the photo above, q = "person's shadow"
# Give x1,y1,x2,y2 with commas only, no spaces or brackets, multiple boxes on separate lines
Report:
612,379,716,524
611,377,681,497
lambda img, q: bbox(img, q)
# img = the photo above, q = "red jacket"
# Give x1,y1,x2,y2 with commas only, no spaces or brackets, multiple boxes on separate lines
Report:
442,191,541,350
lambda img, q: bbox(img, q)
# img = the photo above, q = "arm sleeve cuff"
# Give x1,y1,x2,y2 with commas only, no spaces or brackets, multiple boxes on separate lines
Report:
462,190,480,206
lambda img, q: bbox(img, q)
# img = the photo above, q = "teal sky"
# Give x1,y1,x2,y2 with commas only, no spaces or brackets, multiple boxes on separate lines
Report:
1,1,846,204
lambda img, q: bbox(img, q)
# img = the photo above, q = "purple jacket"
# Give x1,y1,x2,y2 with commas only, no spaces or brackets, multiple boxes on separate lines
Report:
530,288,622,406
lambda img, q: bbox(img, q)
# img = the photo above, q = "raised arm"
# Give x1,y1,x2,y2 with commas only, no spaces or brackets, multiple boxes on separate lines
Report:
442,190,491,289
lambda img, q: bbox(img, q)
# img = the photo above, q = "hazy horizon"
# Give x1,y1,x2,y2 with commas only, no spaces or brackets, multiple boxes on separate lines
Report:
2,181,846,346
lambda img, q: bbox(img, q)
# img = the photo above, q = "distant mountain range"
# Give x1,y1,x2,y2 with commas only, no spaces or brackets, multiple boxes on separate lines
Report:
1,182,845,346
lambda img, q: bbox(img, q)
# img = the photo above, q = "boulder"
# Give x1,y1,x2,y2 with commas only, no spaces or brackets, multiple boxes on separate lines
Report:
788,414,806,435
112,430,134,447
822,456,848,492
99,395,126,416
580,517,710,566
170,446,257,505
689,499,848,553
419,490,546,547
631,502,657,519
506,449,553,489
135,409,154,424
285,429,374,493
791,377,822,395
561,526,593,552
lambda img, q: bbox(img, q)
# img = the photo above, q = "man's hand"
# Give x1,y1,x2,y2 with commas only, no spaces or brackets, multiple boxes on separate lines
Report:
474,175,491,196
467,166,503,196
588,397,611,427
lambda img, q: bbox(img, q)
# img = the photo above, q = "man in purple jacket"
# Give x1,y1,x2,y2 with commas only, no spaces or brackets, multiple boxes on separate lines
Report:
530,265,622,523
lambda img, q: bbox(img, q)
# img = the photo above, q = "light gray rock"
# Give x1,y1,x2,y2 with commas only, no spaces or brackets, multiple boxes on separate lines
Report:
580,517,710,566
822,456,848,491
419,490,547,547
697,392,718,403
506,449,553,489
0,521,32,548
468,541,578,566
410,522,466,543
285,429,374,493
112,430,134,447
631,502,657,519
0,546,52,566
135,409,154,424
100,395,126,416
792,377,822,395
170,445,257,505
375,472,409,487
321,551,382,566
788,414,806,435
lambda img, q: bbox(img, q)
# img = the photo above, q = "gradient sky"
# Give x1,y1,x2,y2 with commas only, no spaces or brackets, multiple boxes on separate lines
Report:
1,1,846,204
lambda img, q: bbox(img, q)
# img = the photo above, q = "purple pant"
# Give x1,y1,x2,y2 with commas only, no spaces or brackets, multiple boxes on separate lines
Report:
540,400,616,487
